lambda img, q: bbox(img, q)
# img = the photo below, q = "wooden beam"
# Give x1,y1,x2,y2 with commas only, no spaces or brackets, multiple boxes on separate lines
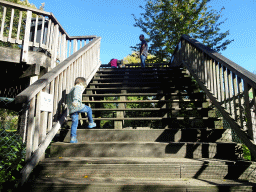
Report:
0,47,51,67
20,64,40,78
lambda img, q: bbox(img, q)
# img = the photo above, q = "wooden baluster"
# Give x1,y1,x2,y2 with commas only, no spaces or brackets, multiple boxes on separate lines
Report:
0,6,6,41
40,87,49,143
228,70,235,119
51,24,59,68
209,58,214,93
57,31,61,62
216,62,220,102
34,91,41,153
62,69,67,108
61,33,66,62
48,80,54,131
200,51,204,83
251,88,256,143
58,72,63,117
48,21,54,52
223,67,229,110
203,53,208,88
70,62,74,87
85,51,89,79
220,64,225,108
232,73,239,122
66,66,71,93
8,8,14,42
237,77,244,128
69,40,72,56
39,16,45,46
26,97,36,160
53,75,59,122
22,10,32,63
33,15,39,47
244,82,253,139
45,19,52,49
81,53,85,78
213,60,217,97
74,39,77,53
16,10,22,44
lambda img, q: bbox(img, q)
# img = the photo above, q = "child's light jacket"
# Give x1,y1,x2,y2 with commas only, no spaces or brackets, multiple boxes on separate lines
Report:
67,85,85,114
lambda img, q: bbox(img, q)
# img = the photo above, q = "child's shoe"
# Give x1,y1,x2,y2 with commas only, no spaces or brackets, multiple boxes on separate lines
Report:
88,122,96,128
70,137,78,143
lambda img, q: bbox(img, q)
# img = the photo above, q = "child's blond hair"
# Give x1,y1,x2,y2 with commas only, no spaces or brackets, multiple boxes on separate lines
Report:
74,77,86,87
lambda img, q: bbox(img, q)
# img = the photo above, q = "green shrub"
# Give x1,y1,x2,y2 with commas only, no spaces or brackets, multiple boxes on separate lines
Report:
0,130,26,191
242,144,251,161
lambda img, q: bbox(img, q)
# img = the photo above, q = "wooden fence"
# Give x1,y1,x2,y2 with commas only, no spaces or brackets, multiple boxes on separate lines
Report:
171,34,256,159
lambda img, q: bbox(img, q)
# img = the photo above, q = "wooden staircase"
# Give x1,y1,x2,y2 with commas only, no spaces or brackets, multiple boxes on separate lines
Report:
22,65,256,191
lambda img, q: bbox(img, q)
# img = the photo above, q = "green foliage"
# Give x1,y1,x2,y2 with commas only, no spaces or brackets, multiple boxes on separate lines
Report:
0,108,19,130
242,144,251,161
132,0,233,62
123,52,157,66
0,130,26,191
0,108,25,191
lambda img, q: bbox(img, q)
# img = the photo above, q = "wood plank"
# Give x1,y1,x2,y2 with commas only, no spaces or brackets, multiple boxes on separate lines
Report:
34,91,41,152
21,10,32,63
16,10,22,43
25,96,36,160
8,8,14,41
39,16,45,46
33,15,39,46
83,99,209,103
20,64,40,78
90,107,209,111
0,6,6,40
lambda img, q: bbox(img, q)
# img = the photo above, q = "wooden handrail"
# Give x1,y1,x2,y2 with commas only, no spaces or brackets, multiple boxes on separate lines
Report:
170,34,256,159
15,36,101,104
0,0,96,65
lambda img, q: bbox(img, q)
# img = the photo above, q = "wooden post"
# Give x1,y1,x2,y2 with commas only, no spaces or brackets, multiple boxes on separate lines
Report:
22,10,32,63
26,97,36,160
0,6,6,41
115,70,128,129
51,24,59,68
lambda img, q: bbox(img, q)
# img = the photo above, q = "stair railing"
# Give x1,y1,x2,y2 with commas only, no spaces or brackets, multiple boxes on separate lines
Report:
15,35,101,184
0,0,96,67
170,34,256,159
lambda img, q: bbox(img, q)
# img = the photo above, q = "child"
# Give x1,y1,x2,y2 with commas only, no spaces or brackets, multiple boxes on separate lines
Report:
67,77,96,143
108,58,118,68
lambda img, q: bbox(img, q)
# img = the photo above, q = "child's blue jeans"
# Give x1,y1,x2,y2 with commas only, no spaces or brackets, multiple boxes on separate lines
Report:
70,105,93,138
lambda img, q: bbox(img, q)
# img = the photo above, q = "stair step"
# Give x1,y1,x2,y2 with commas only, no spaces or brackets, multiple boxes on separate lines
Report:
83,99,209,103
62,129,230,143
50,142,237,159
32,157,254,180
24,177,255,192
83,92,206,97
77,117,219,121
85,86,199,91
90,107,211,111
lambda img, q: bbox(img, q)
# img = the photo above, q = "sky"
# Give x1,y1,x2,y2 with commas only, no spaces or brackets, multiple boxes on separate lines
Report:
28,0,256,72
